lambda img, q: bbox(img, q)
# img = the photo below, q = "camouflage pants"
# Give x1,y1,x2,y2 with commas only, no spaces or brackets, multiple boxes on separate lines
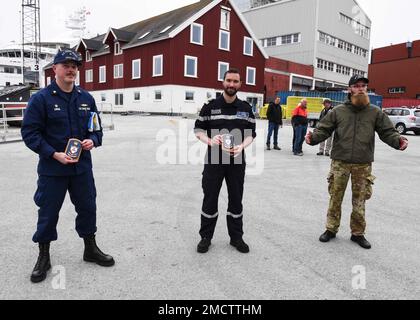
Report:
326,160,376,236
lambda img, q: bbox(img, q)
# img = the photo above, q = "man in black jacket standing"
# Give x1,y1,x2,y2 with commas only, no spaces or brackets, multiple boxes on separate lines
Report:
266,97,283,151
317,98,333,156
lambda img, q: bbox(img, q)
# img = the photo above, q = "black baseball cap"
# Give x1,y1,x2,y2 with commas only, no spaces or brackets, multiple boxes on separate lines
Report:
54,49,83,66
349,74,369,86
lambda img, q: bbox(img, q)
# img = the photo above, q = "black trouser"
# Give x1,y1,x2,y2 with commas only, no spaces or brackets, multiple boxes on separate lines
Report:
200,164,246,241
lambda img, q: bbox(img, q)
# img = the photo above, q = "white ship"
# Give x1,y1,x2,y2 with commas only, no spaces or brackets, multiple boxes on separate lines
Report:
0,42,68,88
0,7,91,89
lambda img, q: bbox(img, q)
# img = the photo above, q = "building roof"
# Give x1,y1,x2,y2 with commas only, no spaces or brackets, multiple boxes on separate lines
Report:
0,85,32,100
80,0,267,54
48,0,268,70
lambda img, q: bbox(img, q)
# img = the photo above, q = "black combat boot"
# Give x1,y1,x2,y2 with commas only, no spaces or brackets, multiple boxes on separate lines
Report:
230,238,250,254
83,235,115,267
197,238,211,254
273,145,281,150
319,230,336,242
266,144,271,151
317,152,324,156
351,235,371,249
31,243,51,283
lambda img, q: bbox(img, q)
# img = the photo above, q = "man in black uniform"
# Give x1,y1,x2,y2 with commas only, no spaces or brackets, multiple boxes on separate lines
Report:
194,69,256,254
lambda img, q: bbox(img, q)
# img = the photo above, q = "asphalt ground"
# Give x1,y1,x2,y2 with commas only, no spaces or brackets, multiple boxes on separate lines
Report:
1,115,419,300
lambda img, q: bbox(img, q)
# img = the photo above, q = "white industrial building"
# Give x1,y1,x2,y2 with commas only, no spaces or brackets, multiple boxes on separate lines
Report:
236,0,371,89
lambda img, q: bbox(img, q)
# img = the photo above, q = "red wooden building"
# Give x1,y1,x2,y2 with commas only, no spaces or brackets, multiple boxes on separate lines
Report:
369,40,420,104
44,0,267,114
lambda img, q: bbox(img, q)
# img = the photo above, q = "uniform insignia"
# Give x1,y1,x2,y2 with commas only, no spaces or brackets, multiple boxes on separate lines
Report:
236,112,249,119
211,109,222,115
54,104,61,111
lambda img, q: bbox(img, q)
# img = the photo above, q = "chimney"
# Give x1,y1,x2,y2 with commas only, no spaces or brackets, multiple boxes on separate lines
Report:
407,41,413,58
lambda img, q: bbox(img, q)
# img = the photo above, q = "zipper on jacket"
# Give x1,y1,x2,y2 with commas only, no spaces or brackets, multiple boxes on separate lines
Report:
351,112,358,162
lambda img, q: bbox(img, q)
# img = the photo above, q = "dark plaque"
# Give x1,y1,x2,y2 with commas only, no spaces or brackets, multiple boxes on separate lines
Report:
65,138,82,161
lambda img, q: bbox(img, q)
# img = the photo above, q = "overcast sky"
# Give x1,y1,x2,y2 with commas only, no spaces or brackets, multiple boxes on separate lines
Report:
0,0,419,49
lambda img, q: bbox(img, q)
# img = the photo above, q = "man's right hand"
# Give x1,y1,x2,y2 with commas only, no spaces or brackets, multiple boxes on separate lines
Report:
53,152,78,165
305,131,313,145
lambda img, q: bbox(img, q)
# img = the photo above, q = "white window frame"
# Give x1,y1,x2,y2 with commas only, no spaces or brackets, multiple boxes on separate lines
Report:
85,69,93,83
218,61,229,82
185,91,195,102
46,76,51,86
113,64,123,79
99,66,106,83
115,93,124,106
134,91,140,101
219,30,230,51
75,72,80,86
243,37,253,56
220,8,230,31
154,90,162,101
86,51,92,62
153,55,163,77
184,55,198,78
190,23,203,45
132,59,141,79
246,67,256,86
114,42,122,55
100,93,106,102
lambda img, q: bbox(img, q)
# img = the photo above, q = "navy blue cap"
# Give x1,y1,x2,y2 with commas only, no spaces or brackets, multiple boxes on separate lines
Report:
53,49,82,66
349,74,369,86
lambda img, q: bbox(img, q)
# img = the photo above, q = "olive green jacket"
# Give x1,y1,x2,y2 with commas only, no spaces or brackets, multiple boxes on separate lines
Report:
310,101,401,164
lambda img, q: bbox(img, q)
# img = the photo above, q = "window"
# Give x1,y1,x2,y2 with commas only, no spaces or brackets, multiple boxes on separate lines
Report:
184,56,198,78
246,67,256,86
281,34,292,45
99,66,106,83
218,61,229,81
132,59,141,79
293,33,300,43
191,23,203,45
389,87,406,94
115,93,124,106
155,90,162,100
134,92,140,101
86,51,92,62
114,42,122,55
266,37,277,47
85,69,93,83
185,91,194,101
345,42,353,53
219,30,230,51
153,55,163,77
113,64,123,79
243,37,253,56
160,25,173,34
138,31,151,40
75,71,80,86
101,93,106,102
220,9,230,30
46,76,51,86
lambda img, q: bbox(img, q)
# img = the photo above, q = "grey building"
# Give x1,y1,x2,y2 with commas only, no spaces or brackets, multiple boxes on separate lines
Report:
236,0,371,89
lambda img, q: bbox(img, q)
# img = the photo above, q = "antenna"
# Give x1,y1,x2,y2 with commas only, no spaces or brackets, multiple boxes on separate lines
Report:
21,0,41,86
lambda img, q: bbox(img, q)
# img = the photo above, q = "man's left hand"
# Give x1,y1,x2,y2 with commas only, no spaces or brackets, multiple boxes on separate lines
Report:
399,137,408,151
231,144,245,158
82,139,95,151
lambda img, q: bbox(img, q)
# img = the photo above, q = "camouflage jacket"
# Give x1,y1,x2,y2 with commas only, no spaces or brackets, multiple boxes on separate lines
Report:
309,101,401,164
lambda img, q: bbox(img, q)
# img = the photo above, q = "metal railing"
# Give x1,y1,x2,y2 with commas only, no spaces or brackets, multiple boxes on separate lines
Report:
0,103,26,143
97,102,115,131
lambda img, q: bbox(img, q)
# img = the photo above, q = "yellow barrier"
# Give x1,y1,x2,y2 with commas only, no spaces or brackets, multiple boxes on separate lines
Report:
285,96,324,119
259,104,287,119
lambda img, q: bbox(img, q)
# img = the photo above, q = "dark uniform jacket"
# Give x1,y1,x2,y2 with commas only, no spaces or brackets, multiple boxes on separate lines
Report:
194,95,257,165
266,102,283,125
21,80,103,176
309,101,400,164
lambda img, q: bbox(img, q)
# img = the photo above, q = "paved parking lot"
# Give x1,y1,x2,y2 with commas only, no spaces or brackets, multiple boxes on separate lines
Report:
1,115,419,300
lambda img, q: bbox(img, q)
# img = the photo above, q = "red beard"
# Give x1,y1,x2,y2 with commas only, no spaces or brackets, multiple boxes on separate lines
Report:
351,93,370,108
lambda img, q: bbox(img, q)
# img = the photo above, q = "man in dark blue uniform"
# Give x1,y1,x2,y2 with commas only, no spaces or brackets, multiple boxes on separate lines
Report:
194,69,256,254
21,49,114,284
